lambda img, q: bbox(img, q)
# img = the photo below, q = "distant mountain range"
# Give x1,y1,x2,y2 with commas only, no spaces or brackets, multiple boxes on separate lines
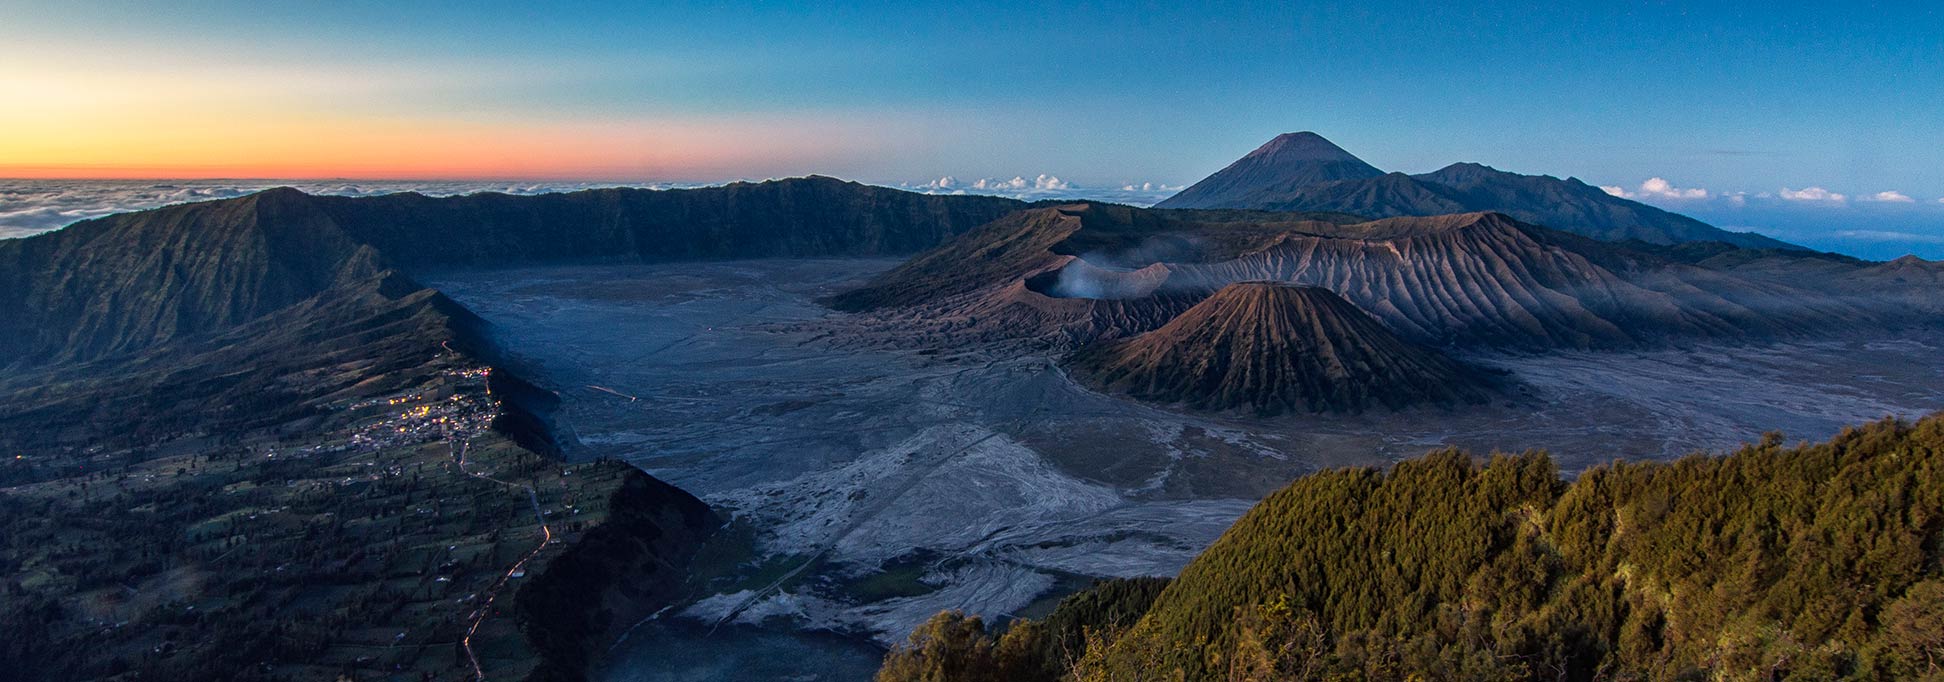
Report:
1155,132,1799,250
6,172,1934,427
835,203,1908,351
0,178,1028,452
0,177,1026,369
6,147,1942,682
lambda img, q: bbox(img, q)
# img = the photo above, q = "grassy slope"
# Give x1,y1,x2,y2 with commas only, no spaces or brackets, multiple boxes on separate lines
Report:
881,414,1944,681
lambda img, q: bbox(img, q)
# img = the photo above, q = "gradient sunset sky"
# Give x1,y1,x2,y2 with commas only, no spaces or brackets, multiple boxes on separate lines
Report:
3,1,1941,199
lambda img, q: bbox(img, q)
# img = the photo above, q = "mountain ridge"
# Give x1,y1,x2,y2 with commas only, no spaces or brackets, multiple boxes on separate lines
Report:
1156,133,1800,250
0,178,1031,368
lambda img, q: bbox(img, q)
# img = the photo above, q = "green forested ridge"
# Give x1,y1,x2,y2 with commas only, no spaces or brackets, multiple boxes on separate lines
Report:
879,414,1944,681
876,577,1171,682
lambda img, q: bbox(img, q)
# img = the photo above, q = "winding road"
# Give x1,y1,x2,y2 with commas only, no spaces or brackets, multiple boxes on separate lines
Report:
449,399,554,681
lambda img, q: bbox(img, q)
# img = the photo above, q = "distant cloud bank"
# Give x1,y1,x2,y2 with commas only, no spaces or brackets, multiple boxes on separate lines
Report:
0,180,665,240
921,174,1072,191
1779,186,1847,203
1600,175,1944,260
1600,177,1709,200
901,175,1180,205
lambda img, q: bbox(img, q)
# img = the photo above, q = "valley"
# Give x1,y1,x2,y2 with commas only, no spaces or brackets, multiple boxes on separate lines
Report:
431,258,1944,679
3,162,1940,681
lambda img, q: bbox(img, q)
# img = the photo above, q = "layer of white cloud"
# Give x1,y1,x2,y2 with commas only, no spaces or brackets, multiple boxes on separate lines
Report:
0,179,693,241
1600,177,1708,200
925,174,1072,191
1779,186,1847,203
905,175,1180,206
1867,190,1916,203
1835,229,1944,245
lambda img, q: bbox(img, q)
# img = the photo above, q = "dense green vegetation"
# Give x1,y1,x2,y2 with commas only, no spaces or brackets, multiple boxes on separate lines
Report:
876,578,1170,682
880,414,1944,681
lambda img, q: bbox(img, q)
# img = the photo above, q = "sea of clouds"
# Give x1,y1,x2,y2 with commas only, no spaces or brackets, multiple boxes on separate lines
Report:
1597,177,1944,260
0,179,679,240
900,174,1182,206
0,177,1183,242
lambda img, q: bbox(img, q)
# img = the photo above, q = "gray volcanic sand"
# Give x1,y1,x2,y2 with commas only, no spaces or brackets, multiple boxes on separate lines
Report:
430,259,1944,679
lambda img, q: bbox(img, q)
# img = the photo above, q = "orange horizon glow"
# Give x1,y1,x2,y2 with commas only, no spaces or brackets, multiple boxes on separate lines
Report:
0,58,920,182
0,116,902,181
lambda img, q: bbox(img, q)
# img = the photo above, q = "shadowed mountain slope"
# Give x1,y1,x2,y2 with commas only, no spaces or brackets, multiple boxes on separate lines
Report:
834,204,1885,351
311,175,1028,268
0,178,1028,368
1070,282,1496,414
0,179,1026,682
0,243,723,682
1155,132,1385,209
0,189,383,366
1156,134,1798,250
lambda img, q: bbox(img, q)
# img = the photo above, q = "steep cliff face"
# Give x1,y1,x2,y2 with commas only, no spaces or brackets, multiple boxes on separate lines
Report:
1,183,741,682
1070,283,1496,414
312,175,1028,268
515,465,721,682
0,179,1028,369
0,188,374,365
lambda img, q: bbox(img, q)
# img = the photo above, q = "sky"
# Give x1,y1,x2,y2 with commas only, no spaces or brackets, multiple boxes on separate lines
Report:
2,1,1942,257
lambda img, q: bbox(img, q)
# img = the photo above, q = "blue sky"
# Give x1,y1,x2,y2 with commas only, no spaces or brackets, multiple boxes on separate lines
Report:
3,1,1942,257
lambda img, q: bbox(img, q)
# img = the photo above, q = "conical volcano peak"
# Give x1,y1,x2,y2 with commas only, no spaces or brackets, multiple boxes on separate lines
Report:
1069,281,1497,414
1158,134,1801,250
1249,132,1365,162
1155,132,1385,209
